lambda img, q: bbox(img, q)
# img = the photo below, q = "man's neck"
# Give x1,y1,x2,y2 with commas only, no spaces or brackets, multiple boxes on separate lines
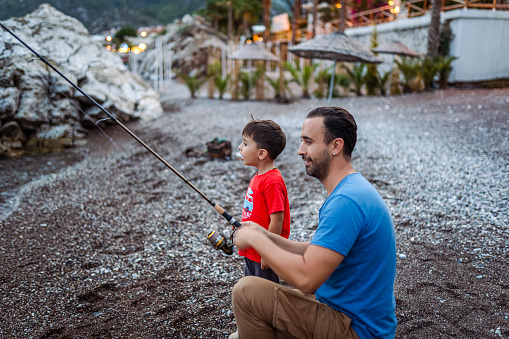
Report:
322,160,356,196
256,160,276,175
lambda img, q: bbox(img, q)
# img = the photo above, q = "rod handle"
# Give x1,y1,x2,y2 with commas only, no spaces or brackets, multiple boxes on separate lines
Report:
214,204,241,228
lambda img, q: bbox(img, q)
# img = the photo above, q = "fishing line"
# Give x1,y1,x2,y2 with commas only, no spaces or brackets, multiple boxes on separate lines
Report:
31,64,127,155
1,22,240,254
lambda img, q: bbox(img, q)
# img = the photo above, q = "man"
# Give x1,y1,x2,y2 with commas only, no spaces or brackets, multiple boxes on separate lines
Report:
232,107,397,339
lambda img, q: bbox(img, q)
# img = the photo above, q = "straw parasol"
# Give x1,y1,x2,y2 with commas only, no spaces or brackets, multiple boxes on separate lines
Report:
288,31,382,105
372,40,419,58
228,43,279,100
228,42,279,62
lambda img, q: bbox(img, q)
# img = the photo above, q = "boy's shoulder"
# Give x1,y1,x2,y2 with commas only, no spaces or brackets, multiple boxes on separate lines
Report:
257,169,287,186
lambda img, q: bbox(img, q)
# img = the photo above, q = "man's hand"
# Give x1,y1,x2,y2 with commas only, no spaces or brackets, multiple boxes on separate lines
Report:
240,221,266,232
234,226,262,250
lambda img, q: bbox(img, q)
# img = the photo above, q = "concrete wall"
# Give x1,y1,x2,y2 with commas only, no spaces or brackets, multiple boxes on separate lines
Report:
345,9,509,82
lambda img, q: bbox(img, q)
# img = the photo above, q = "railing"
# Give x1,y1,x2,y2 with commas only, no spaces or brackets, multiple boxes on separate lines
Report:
345,0,509,27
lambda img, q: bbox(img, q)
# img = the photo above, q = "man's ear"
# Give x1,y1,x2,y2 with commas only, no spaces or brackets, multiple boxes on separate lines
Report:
258,149,268,160
331,138,345,156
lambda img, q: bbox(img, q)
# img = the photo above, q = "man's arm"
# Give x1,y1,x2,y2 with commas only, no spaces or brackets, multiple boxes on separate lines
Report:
241,220,310,255
235,226,344,294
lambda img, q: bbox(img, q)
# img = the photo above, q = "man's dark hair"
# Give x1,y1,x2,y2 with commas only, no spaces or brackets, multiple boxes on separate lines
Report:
242,119,286,160
307,107,357,159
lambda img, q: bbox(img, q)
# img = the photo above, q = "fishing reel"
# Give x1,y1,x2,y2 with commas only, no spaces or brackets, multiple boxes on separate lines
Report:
207,229,235,255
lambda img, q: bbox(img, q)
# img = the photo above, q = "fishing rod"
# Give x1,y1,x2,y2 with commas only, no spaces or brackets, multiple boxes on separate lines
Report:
0,22,238,255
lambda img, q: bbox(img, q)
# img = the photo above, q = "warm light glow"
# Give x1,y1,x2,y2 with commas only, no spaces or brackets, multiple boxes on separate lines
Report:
106,45,112,51
141,31,147,37
259,37,263,42
253,34,259,41
131,46,141,54
335,3,342,8
106,35,112,41
118,43,130,53
246,39,252,44
388,0,394,5
390,5,400,13
139,43,147,50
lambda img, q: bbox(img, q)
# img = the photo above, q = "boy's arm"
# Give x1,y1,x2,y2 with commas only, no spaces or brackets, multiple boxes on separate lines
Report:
261,211,284,269
267,211,284,235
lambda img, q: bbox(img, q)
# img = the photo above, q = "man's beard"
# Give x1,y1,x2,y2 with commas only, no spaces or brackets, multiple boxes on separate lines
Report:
303,148,331,181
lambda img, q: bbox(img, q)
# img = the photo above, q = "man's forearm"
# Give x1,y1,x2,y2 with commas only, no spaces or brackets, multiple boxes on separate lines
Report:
260,229,310,255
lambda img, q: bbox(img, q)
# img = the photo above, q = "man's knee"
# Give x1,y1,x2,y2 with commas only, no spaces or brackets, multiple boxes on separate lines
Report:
232,276,265,304
232,276,278,312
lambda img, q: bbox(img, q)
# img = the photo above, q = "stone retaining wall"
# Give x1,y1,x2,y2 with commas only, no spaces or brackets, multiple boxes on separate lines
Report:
346,9,509,82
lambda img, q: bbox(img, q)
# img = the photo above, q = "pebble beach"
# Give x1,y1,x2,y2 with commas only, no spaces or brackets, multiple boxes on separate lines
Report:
0,86,508,338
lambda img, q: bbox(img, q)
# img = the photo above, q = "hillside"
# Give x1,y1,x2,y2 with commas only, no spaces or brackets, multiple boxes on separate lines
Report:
0,0,206,33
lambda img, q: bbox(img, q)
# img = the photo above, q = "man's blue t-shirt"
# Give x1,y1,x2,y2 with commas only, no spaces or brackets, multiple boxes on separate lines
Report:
310,173,397,339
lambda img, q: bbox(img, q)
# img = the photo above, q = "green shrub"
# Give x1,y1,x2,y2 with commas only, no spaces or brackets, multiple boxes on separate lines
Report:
435,55,458,89
420,57,438,90
378,70,391,96
284,60,316,98
177,72,208,98
267,76,292,99
395,57,420,93
208,61,228,99
343,63,366,96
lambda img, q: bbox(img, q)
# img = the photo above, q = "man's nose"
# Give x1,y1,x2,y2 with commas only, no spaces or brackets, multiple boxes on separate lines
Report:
297,142,305,155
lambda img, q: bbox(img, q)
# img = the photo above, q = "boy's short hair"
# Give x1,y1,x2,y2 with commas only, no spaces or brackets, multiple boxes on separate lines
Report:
242,119,286,160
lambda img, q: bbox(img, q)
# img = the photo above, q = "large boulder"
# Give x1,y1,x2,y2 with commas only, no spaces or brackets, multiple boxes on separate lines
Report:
0,4,163,156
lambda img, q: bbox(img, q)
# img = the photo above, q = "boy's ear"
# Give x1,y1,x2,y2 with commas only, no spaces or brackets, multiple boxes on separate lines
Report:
258,149,268,160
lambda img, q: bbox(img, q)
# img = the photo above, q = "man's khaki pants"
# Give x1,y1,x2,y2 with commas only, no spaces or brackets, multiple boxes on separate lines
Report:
232,276,360,339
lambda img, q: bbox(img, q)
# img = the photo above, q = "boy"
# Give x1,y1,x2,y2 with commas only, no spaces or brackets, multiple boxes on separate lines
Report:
237,118,291,283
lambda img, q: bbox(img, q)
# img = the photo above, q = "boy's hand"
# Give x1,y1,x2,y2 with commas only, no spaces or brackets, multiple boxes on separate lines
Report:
261,257,270,270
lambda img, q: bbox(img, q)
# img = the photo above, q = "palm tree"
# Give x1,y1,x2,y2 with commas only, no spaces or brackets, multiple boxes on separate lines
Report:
312,0,318,37
263,0,271,41
233,0,263,38
427,0,443,57
291,0,301,43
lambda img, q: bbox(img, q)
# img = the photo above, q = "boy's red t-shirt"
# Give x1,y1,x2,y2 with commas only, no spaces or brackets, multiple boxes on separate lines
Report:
239,168,291,263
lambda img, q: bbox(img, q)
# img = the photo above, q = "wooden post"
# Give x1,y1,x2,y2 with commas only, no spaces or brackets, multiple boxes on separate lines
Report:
278,41,288,103
207,47,215,99
232,59,239,101
256,60,265,100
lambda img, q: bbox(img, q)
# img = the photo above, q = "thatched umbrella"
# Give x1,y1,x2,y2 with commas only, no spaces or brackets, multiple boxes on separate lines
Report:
372,40,419,95
228,43,279,100
372,40,419,58
288,31,382,105
228,43,280,62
